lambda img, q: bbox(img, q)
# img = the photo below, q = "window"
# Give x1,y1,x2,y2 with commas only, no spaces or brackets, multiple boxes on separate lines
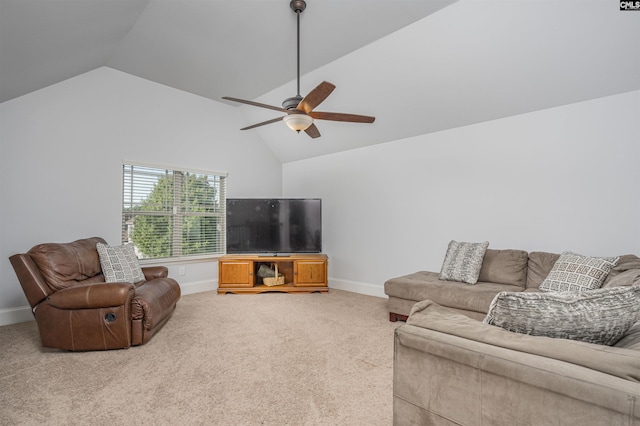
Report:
122,163,227,260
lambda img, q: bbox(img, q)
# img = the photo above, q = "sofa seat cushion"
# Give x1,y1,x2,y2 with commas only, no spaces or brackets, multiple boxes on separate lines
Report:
385,271,522,315
407,300,640,382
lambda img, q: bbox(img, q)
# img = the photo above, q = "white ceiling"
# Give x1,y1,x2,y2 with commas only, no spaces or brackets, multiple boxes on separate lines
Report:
0,0,456,103
1,0,639,162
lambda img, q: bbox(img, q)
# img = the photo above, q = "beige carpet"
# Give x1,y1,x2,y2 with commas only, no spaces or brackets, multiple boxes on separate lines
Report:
0,289,398,425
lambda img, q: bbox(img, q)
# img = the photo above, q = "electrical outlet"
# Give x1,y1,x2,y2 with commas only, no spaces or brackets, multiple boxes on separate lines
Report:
178,266,186,276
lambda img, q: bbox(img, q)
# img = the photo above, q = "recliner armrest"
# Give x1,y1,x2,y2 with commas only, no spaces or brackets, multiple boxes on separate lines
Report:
9,253,53,308
142,266,169,280
46,283,134,310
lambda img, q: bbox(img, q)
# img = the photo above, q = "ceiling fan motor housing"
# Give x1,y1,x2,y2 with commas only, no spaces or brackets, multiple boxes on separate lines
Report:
283,95,303,111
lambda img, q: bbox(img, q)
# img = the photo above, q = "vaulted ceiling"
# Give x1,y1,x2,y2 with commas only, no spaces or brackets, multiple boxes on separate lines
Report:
1,0,639,162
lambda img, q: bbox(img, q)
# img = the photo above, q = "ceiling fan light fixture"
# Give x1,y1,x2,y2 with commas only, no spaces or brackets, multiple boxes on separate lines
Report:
283,113,313,132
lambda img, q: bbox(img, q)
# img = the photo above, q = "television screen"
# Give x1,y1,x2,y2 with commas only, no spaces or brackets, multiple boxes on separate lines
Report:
226,198,322,254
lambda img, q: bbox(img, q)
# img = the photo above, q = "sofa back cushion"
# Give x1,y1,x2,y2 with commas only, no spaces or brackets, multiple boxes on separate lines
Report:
538,252,620,292
526,251,561,289
604,254,640,288
28,237,106,291
478,249,529,288
615,321,640,351
527,252,639,290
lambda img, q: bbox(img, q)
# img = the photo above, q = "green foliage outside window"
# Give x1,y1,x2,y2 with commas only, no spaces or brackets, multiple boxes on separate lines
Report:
123,166,224,260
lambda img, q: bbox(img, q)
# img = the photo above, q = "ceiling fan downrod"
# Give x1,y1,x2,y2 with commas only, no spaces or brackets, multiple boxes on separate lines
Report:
282,0,307,110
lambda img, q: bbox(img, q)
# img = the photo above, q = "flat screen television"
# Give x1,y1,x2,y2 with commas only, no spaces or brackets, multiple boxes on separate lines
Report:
226,198,322,254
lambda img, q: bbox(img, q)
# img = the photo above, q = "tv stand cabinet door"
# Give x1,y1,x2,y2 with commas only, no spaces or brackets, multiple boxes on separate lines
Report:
219,260,254,288
294,259,327,287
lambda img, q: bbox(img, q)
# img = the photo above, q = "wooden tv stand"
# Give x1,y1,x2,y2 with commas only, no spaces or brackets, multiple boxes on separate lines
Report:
217,254,328,294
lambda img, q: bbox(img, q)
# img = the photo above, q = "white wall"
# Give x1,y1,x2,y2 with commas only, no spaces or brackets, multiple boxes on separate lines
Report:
283,91,640,297
0,67,283,324
2,69,638,324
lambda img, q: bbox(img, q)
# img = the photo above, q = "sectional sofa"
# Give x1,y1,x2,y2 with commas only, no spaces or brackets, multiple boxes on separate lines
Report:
385,247,640,425
385,249,640,321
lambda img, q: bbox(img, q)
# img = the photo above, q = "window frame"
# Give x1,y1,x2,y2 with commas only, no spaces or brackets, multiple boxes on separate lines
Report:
122,161,227,263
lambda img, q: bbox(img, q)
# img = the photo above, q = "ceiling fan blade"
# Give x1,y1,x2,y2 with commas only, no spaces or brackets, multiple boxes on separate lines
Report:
304,123,321,138
298,81,336,113
309,111,375,123
222,96,289,113
240,116,284,131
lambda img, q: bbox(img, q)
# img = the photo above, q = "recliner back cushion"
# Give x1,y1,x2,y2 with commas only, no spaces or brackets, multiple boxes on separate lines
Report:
526,251,561,289
28,237,106,291
477,249,529,288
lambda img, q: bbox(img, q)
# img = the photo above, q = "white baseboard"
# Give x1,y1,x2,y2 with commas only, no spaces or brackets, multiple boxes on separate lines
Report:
328,277,386,298
0,279,385,327
179,279,217,295
0,306,34,326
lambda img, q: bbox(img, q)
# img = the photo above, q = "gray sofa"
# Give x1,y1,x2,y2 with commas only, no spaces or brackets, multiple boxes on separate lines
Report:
386,249,640,425
385,249,640,322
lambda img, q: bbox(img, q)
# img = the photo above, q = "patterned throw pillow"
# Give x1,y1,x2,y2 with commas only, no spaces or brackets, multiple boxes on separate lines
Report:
439,240,489,285
483,286,640,346
539,251,619,292
96,243,146,284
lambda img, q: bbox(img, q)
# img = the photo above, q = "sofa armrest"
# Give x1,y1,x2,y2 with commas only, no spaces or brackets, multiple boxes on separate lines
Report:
407,300,640,381
46,283,134,310
142,266,168,280
394,322,640,425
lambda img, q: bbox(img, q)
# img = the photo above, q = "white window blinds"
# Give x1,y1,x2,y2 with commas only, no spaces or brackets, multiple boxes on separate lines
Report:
122,163,227,260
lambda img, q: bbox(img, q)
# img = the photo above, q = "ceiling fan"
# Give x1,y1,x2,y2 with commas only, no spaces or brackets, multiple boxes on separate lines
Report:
222,0,375,139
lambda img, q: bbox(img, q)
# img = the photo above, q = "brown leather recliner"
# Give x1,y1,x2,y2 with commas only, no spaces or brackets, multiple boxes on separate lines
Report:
9,237,181,351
